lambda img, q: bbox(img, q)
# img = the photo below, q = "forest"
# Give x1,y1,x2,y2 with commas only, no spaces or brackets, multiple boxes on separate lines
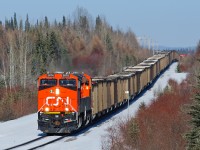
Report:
0,8,151,120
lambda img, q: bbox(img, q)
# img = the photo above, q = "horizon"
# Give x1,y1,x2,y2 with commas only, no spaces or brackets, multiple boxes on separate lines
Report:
0,0,199,48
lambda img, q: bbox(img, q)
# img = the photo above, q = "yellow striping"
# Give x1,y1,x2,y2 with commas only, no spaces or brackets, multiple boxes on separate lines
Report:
44,112,61,114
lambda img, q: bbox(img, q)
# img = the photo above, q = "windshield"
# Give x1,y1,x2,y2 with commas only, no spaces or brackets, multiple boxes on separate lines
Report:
39,79,57,90
40,79,57,86
59,79,77,90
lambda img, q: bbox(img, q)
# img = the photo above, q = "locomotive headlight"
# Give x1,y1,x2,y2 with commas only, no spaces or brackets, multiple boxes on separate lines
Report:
44,107,49,112
55,88,60,95
65,107,69,111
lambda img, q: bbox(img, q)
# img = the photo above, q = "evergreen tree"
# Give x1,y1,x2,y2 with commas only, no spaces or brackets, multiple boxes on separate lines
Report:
125,55,130,66
32,31,47,75
44,32,50,64
105,33,113,51
25,14,30,32
49,31,61,67
36,19,39,28
79,15,89,32
95,15,102,32
19,19,23,31
5,19,9,30
44,16,49,29
10,17,14,30
58,22,62,29
186,68,200,149
62,16,66,28
14,12,18,29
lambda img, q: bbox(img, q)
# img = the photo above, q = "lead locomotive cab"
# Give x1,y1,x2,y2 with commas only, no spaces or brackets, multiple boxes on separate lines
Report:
37,72,92,134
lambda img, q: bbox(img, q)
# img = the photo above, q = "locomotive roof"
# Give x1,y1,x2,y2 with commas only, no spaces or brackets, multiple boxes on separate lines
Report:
38,72,90,82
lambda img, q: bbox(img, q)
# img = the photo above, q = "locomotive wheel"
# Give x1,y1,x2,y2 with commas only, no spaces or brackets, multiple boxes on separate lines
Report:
85,114,91,126
77,116,83,128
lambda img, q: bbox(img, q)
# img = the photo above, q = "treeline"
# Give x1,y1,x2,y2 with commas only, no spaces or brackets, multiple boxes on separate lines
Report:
0,8,151,121
102,41,200,149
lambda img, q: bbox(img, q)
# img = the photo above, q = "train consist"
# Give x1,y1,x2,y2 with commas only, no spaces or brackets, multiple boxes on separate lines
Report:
37,51,179,134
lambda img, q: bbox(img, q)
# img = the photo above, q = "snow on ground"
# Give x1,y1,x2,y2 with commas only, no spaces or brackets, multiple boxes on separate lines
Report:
0,62,187,150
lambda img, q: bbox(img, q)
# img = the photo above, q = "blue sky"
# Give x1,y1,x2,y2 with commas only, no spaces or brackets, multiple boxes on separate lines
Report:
0,0,200,47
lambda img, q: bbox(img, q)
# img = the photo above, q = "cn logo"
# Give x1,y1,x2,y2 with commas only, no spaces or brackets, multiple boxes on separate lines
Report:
45,97,64,107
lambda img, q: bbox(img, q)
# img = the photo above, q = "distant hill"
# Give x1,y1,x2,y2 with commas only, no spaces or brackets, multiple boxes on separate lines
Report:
158,45,195,51
157,46,195,54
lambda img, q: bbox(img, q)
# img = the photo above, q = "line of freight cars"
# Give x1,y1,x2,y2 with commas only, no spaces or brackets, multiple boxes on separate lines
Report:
37,50,179,134
91,50,179,118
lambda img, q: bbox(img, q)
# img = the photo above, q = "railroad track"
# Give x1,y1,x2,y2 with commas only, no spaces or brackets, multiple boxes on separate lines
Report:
3,135,68,150
4,136,47,150
26,135,67,150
